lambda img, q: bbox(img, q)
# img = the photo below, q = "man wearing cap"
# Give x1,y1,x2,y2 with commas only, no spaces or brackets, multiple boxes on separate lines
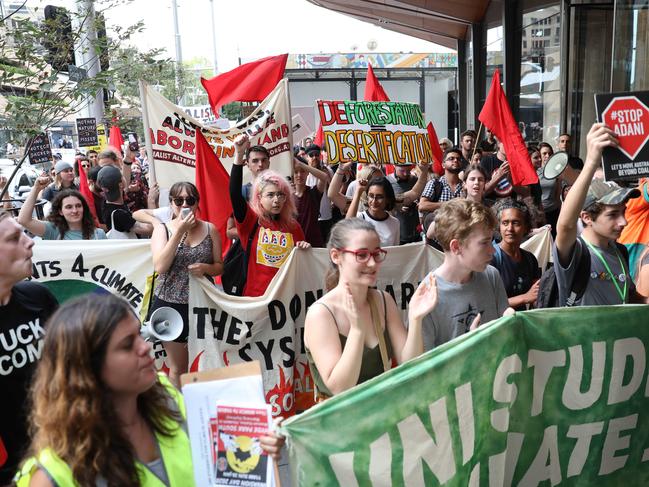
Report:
41,161,78,202
388,161,429,244
553,123,647,306
98,166,152,237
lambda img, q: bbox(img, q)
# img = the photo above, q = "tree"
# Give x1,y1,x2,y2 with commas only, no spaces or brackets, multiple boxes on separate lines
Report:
0,0,144,147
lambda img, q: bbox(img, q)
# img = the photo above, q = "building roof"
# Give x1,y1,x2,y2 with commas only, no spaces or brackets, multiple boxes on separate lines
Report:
307,0,490,49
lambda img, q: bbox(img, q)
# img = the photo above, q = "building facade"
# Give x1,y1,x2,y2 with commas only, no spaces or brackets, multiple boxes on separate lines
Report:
311,0,649,158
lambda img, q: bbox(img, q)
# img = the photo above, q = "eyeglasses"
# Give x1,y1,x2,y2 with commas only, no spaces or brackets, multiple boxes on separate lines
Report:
172,196,197,206
262,191,286,201
81,164,90,169
338,248,387,263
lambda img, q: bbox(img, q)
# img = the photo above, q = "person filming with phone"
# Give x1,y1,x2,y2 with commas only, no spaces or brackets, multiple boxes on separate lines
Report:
149,182,223,387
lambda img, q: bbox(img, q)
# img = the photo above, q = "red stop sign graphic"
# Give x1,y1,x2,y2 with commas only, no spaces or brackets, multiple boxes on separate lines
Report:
602,96,649,159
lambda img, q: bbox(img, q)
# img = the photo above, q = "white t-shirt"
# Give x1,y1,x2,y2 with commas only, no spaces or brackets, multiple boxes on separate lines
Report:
152,205,173,223
357,211,400,247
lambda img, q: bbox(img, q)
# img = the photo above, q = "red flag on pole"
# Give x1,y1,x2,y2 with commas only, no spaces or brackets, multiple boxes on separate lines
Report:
194,130,233,258
478,70,538,185
108,125,124,150
364,64,390,102
427,122,444,176
363,64,393,173
201,54,288,115
314,123,323,147
77,163,98,224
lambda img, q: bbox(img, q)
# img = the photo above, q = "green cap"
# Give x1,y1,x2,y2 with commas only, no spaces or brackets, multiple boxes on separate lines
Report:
583,178,640,210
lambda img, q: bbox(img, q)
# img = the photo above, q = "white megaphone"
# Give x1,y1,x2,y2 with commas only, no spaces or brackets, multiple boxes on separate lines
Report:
141,307,183,342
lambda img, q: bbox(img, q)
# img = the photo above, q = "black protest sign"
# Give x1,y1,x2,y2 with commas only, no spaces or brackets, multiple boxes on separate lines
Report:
27,133,52,165
76,117,98,147
595,91,649,180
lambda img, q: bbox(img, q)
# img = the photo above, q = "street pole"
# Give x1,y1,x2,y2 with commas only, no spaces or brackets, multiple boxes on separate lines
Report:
73,0,104,123
171,0,184,104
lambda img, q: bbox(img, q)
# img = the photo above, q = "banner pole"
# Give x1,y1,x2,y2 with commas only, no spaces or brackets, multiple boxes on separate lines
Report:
138,80,157,186
472,122,484,161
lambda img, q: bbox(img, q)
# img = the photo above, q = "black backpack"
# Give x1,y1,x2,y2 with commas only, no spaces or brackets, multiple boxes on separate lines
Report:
536,238,629,308
221,222,258,296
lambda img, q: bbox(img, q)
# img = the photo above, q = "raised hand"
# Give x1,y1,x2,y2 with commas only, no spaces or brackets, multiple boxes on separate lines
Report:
408,274,438,321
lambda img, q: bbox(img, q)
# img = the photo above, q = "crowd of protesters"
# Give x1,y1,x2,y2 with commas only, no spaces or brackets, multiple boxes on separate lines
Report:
2,118,649,486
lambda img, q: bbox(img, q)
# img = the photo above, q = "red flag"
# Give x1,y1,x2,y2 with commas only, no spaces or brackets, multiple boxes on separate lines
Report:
195,129,233,258
478,70,538,185
201,54,288,115
77,163,98,223
364,64,390,102
427,122,444,176
314,123,323,147
108,125,124,150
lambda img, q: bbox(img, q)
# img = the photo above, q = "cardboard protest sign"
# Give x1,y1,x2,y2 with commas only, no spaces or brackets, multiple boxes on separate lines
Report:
181,362,276,487
30,240,153,313
141,79,293,189
27,133,52,165
595,91,649,180
76,117,98,147
85,123,107,153
282,304,649,486
317,100,433,165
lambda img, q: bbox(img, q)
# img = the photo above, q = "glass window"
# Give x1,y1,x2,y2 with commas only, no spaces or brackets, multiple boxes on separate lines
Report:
611,0,649,92
567,3,614,159
486,25,504,97
518,4,561,146
466,29,475,131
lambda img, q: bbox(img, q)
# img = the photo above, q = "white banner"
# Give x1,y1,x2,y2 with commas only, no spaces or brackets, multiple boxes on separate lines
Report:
30,240,153,313
141,79,294,189
188,242,444,417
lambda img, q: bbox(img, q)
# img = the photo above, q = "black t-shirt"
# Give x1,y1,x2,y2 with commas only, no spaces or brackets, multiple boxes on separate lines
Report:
491,244,541,311
479,139,497,153
568,155,584,170
0,281,58,484
102,202,136,232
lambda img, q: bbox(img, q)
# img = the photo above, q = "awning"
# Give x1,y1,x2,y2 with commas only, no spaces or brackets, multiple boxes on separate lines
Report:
308,0,491,49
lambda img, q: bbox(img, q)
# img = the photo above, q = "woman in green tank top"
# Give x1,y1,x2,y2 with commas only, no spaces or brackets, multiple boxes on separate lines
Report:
304,218,438,399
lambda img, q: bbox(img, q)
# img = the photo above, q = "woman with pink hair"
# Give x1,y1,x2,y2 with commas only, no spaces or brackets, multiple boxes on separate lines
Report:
230,135,310,297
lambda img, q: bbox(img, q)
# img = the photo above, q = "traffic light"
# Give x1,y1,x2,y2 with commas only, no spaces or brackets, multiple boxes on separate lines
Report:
43,5,74,71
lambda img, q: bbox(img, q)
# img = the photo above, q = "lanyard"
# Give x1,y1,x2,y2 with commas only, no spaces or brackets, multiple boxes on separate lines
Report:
582,238,627,303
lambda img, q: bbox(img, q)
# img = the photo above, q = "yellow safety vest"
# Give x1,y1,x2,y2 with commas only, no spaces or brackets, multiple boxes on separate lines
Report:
15,374,195,487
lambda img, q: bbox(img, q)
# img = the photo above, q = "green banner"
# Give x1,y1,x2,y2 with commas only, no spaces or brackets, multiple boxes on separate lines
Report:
281,306,649,486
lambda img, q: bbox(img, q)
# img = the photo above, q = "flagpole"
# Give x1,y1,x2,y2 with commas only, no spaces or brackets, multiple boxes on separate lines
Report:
472,122,484,161
138,80,157,186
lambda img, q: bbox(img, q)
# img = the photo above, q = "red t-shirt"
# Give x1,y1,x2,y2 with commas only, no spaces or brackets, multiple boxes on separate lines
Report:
237,208,305,297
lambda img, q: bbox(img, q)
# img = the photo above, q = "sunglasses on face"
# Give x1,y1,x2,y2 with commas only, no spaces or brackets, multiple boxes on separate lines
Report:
172,196,197,206
338,248,388,263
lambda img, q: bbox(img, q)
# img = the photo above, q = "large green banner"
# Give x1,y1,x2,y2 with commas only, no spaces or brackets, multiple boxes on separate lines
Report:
281,305,649,486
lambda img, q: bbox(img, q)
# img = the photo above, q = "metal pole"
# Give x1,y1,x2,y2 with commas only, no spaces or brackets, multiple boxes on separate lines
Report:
73,0,104,122
138,80,156,186
171,0,183,104
209,0,218,74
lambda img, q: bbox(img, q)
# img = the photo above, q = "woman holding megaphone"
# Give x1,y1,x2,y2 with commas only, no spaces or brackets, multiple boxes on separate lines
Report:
150,181,223,387
15,294,284,487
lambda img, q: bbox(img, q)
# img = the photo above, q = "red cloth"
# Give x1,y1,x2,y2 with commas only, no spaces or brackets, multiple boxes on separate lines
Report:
314,123,323,147
427,122,444,176
108,125,124,151
478,70,538,185
237,209,304,297
194,130,233,258
77,164,98,223
364,64,390,102
201,54,288,114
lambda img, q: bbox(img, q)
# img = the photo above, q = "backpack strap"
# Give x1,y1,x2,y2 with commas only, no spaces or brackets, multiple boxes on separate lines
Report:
566,238,591,306
433,178,443,202
492,241,502,268
241,221,259,285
